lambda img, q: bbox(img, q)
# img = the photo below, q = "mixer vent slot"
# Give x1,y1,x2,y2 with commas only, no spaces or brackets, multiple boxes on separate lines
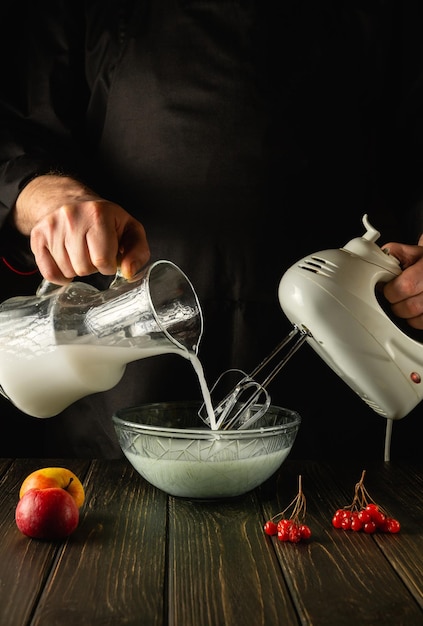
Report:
361,396,388,417
298,256,336,277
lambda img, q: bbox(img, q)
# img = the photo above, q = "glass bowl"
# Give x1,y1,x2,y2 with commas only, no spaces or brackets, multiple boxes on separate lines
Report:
112,401,301,498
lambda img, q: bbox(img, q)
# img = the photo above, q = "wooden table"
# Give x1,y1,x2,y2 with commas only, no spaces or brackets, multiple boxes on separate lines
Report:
0,458,422,626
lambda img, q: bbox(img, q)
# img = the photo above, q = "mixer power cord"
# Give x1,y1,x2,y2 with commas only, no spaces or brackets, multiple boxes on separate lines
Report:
384,418,393,462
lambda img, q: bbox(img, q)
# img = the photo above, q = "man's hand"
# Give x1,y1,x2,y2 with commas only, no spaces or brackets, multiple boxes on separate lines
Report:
382,241,423,329
12,175,150,284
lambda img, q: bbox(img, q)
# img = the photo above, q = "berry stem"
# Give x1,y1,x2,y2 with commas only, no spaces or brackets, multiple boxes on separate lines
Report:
348,469,388,516
269,475,306,524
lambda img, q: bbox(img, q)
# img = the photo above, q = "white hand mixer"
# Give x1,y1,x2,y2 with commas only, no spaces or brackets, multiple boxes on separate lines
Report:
202,215,423,460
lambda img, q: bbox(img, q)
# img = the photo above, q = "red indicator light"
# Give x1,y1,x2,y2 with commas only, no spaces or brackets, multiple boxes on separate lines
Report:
410,372,421,384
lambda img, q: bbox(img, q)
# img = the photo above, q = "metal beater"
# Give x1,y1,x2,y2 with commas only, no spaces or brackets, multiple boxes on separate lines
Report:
199,325,309,430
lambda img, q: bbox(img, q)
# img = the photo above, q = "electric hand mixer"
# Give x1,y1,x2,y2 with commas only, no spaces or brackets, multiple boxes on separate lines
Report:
202,214,423,461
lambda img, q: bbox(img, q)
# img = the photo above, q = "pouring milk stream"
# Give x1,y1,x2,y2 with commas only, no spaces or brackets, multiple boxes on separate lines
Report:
0,260,217,428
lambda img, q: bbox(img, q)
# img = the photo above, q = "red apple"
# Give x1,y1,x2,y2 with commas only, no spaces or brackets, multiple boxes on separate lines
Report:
15,487,79,540
19,467,85,508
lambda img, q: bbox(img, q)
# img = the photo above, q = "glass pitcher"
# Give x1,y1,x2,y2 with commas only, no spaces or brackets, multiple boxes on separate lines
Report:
0,260,202,417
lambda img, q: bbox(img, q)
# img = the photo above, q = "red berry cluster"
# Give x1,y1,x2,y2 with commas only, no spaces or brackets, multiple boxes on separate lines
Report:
264,475,312,543
332,470,400,535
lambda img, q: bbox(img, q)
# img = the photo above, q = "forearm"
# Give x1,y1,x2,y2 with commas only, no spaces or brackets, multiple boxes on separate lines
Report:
12,175,100,236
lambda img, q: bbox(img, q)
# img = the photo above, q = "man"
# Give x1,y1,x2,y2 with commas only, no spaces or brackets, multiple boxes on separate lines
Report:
0,1,422,459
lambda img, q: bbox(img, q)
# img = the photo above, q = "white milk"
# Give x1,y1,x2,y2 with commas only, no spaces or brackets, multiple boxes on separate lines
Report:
124,448,289,498
0,341,218,424
0,343,185,418
188,352,217,430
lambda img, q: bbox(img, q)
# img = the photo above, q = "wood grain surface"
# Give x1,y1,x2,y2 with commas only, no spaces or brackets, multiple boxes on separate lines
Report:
0,458,422,626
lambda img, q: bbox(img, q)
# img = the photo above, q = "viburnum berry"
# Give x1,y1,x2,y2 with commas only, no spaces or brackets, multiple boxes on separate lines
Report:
332,509,346,528
277,527,290,542
357,509,371,524
298,524,312,540
263,520,278,536
386,517,401,534
331,470,400,535
363,521,377,534
289,526,302,543
263,475,312,543
350,513,363,532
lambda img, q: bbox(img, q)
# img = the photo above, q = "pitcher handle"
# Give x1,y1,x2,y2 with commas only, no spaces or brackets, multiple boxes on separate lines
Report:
35,265,141,296
109,265,149,289
35,279,65,297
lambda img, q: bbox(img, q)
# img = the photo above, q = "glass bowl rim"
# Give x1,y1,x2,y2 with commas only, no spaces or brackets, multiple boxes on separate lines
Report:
112,400,301,440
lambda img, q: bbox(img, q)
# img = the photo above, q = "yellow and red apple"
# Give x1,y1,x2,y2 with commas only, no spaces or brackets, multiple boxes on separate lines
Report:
15,467,85,540
19,467,85,508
